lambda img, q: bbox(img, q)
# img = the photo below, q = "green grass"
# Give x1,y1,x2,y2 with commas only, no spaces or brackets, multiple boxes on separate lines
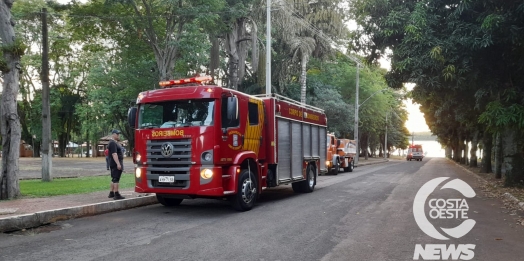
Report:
20,174,135,198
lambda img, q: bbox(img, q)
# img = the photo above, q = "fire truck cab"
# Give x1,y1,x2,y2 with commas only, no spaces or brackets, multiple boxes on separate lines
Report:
128,76,328,211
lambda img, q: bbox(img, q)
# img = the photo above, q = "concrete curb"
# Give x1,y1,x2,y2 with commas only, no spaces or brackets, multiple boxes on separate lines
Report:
356,159,389,167
0,195,158,233
447,158,524,212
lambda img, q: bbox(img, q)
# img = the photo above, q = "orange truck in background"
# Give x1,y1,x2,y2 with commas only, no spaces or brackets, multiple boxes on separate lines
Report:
337,139,356,172
325,134,356,175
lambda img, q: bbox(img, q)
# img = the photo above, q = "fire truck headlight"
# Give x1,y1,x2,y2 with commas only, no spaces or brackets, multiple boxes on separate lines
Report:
200,168,213,179
135,152,141,164
135,168,142,179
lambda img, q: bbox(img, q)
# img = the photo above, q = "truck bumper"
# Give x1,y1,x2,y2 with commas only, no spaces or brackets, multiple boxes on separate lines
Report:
134,165,239,197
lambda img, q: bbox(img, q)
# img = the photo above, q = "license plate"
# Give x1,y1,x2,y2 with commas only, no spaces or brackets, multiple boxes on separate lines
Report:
159,176,174,183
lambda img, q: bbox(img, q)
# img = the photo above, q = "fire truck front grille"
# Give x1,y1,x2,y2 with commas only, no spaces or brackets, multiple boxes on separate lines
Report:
146,139,192,189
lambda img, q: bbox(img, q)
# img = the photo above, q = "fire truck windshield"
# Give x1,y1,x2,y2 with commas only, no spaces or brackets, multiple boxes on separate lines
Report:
138,99,215,129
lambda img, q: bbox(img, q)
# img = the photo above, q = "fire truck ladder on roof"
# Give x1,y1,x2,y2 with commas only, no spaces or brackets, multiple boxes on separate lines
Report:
253,93,325,114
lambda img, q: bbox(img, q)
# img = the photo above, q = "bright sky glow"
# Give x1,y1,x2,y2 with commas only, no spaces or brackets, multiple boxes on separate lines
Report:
403,83,430,133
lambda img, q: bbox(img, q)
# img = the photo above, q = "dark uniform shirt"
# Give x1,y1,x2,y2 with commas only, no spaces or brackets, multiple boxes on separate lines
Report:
108,140,124,168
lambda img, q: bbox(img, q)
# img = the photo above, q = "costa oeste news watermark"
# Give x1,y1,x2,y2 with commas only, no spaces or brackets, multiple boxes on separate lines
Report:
413,177,476,260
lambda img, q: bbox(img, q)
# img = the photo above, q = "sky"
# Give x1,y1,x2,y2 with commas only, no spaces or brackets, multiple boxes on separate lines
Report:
378,60,430,134
403,84,431,133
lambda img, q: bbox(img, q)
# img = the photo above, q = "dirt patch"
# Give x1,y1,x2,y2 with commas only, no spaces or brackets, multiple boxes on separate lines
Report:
464,165,524,202
457,162,524,226
18,157,134,179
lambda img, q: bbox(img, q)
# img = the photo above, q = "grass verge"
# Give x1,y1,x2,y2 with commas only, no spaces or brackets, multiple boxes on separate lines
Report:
20,174,135,198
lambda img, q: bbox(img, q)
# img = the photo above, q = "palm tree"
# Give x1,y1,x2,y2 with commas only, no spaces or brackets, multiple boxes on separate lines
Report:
287,36,316,103
273,0,346,103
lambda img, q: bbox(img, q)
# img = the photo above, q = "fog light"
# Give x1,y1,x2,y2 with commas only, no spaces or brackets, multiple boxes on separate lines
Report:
200,168,213,179
202,152,212,162
325,161,330,167
135,168,141,178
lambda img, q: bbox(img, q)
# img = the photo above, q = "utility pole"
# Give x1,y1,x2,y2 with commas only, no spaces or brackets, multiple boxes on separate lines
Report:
354,64,360,165
384,111,387,159
412,132,414,145
266,0,271,95
41,8,52,181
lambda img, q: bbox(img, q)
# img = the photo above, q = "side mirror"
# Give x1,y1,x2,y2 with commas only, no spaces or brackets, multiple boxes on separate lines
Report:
226,96,238,121
128,107,137,129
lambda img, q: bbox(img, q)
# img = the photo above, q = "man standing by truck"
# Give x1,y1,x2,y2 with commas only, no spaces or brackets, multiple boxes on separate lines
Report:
108,129,125,200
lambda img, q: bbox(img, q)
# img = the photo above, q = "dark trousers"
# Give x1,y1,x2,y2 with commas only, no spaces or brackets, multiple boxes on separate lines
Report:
105,156,110,170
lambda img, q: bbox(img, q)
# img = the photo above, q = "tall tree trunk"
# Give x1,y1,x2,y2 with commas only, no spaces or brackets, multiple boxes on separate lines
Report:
0,0,22,199
250,20,258,74
41,8,52,181
464,139,469,165
480,131,492,173
469,131,478,167
299,53,309,104
58,133,67,157
225,19,243,90
364,135,369,160
445,146,452,159
86,139,90,157
452,135,460,162
459,137,465,164
494,132,503,179
502,128,524,186
257,46,266,93
208,35,219,80
237,24,248,90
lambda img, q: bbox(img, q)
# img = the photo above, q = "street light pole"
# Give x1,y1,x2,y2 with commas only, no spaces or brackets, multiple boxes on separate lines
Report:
266,0,271,95
355,87,388,163
354,65,360,165
384,111,388,159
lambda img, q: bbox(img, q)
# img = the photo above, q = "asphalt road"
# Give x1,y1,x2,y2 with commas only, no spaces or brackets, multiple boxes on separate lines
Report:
2,158,524,261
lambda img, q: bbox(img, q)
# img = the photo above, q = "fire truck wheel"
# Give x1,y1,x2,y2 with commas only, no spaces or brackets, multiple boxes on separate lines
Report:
301,164,316,193
231,169,257,211
156,195,183,207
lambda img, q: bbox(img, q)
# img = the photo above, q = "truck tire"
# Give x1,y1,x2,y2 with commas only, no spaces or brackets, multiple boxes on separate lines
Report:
300,164,316,193
231,169,257,211
344,160,354,172
332,159,340,175
156,195,183,207
292,164,316,193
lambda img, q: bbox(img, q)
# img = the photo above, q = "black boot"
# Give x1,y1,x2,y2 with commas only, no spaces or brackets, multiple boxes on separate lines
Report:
114,192,125,200
108,191,115,198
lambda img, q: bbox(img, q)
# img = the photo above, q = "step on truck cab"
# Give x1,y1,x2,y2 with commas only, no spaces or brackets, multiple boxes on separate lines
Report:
128,76,328,211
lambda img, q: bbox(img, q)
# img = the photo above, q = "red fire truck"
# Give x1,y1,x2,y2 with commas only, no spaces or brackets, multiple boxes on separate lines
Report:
128,76,328,211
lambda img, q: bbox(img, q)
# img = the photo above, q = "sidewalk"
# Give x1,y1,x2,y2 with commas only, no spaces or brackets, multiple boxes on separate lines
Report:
0,190,157,233
354,157,390,167
0,157,388,233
